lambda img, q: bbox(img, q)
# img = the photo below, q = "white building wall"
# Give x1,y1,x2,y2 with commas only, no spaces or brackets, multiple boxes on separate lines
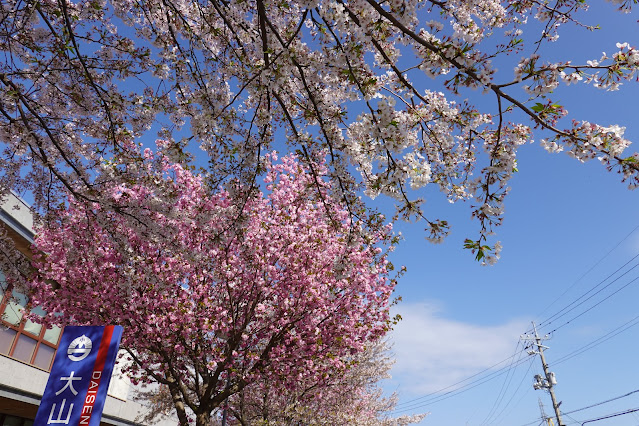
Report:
0,194,178,425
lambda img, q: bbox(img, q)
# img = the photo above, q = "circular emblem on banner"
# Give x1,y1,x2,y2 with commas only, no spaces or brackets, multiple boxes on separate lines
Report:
67,335,93,361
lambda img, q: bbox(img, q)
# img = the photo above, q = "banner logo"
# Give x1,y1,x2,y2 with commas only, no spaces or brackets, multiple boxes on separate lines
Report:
67,335,93,362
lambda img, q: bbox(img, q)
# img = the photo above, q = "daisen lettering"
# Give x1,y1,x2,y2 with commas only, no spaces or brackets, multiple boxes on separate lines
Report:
79,371,102,425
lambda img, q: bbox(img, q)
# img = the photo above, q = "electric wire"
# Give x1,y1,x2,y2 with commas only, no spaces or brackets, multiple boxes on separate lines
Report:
392,344,528,409
563,412,582,425
514,388,639,426
515,416,553,426
526,224,639,335
538,251,639,330
489,357,536,426
478,340,524,426
562,389,639,416
480,343,535,426
534,225,639,320
551,314,639,366
546,273,639,335
391,353,533,413
581,407,639,424
538,257,639,332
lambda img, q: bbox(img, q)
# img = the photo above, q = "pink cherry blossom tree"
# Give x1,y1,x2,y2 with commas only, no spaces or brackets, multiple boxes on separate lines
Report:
221,338,427,425
2,0,639,271
27,150,397,425
137,339,427,425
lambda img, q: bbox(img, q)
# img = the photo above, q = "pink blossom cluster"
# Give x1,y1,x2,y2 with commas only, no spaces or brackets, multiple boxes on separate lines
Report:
27,149,396,421
222,339,426,425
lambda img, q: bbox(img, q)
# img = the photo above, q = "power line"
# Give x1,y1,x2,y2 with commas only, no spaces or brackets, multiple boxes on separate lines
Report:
547,273,639,335
392,353,532,413
393,344,528,409
531,225,639,329
479,340,525,426
551,313,639,366
514,388,639,426
563,389,639,416
487,358,536,426
532,224,639,325
515,416,556,426
563,412,583,425
539,256,639,332
580,407,639,425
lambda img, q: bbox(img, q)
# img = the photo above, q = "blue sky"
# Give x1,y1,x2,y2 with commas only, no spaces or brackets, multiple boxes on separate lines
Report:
381,4,639,425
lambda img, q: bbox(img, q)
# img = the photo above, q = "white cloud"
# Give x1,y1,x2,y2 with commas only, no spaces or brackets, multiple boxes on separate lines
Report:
386,301,529,396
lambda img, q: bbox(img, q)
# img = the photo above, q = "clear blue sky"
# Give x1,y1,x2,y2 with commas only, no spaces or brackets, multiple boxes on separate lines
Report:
381,4,639,425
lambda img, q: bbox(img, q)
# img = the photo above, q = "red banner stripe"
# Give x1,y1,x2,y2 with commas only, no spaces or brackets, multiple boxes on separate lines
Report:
79,325,115,425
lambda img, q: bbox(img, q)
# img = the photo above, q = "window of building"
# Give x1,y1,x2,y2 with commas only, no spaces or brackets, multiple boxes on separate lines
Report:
0,273,61,371
0,414,34,426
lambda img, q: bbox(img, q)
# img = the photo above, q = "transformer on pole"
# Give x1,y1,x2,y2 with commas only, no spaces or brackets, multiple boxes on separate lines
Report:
521,322,565,426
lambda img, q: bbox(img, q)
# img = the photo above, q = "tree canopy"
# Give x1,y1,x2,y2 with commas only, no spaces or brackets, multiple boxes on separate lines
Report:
26,151,398,425
1,0,638,268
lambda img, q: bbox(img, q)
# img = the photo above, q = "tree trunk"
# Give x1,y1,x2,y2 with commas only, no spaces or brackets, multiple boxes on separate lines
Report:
166,373,191,426
195,411,212,426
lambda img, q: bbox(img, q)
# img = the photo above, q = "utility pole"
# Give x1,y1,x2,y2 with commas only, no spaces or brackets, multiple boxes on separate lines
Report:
522,322,565,426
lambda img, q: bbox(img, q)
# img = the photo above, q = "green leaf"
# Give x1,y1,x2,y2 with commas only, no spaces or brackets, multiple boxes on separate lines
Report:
531,103,545,113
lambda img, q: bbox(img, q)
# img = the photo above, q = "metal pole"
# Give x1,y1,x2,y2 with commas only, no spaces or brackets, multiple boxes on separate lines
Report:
532,322,565,426
221,376,230,426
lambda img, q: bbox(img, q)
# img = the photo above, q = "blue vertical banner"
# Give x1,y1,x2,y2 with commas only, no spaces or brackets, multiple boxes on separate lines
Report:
35,325,123,425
